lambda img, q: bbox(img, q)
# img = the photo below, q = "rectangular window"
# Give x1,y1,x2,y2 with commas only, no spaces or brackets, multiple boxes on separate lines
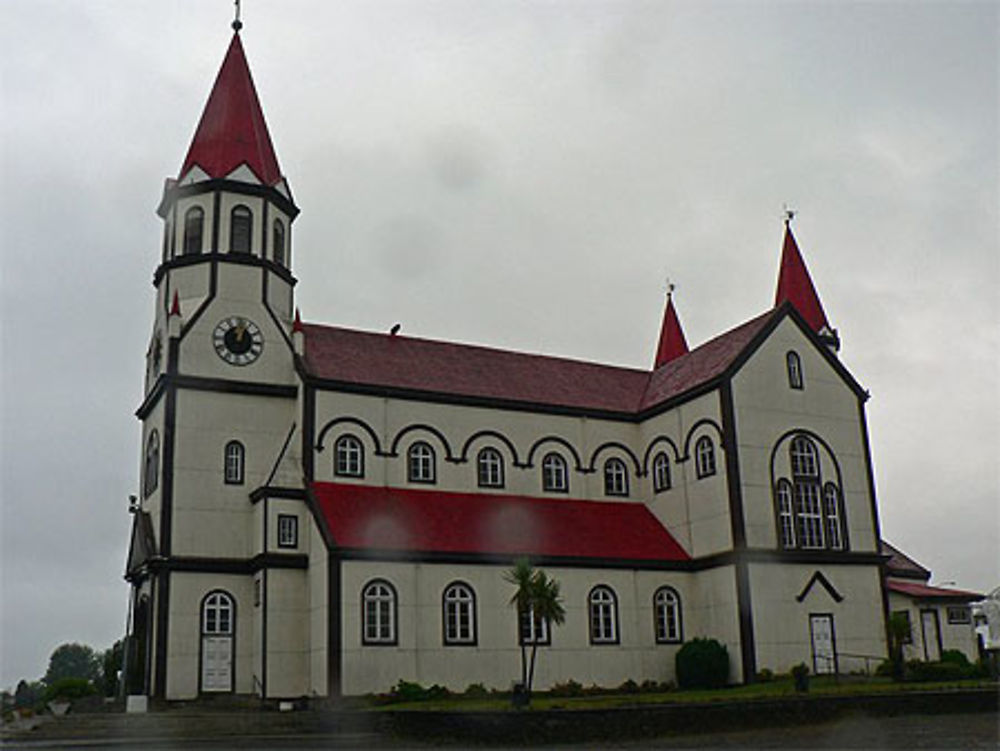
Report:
795,483,824,549
277,514,298,549
893,610,913,644
946,606,971,625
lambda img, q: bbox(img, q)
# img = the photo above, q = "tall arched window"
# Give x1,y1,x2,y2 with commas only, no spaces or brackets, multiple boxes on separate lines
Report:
695,436,716,478
589,586,618,644
224,440,245,485
787,350,804,389
541,452,568,492
477,447,504,488
823,483,844,550
272,219,285,266
183,207,204,256
652,451,671,492
362,580,396,644
790,436,823,548
229,205,252,254
776,479,796,548
603,458,629,496
200,590,235,692
334,434,364,477
442,582,476,645
407,441,435,483
653,587,682,643
144,430,159,498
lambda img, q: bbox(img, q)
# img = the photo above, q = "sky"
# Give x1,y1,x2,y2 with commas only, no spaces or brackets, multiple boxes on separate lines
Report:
1,1,997,689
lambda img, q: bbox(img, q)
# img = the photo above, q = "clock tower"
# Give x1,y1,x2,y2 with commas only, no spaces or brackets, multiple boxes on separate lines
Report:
129,24,302,699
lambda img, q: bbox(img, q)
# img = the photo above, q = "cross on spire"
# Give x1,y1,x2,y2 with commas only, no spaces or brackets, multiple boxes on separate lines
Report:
233,0,243,32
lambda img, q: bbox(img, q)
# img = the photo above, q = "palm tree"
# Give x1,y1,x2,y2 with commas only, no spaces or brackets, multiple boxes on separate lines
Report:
504,558,566,701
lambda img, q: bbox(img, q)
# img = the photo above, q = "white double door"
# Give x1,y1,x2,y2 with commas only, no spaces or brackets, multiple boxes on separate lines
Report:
810,614,836,674
201,636,233,692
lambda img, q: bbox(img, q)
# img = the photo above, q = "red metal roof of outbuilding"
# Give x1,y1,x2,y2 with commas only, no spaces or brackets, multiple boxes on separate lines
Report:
179,32,283,186
887,580,983,601
312,482,690,562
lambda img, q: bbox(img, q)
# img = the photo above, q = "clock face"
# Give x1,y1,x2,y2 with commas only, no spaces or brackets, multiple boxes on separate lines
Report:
213,317,263,366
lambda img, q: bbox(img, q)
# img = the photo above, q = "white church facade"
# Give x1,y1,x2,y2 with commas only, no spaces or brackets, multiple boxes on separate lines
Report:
125,26,889,701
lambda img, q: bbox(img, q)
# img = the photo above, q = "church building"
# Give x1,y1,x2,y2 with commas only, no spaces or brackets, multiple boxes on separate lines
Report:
125,24,889,701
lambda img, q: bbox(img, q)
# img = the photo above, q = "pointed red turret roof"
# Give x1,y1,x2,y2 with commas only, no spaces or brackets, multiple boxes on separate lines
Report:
654,293,689,368
179,32,283,186
292,308,304,334
774,222,831,333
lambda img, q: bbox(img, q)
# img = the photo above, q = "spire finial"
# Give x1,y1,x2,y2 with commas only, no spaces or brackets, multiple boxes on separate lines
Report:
665,277,676,298
232,0,243,32
783,204,796,226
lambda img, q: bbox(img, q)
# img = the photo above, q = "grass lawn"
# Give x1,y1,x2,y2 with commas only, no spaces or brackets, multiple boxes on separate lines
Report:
370,676,997,712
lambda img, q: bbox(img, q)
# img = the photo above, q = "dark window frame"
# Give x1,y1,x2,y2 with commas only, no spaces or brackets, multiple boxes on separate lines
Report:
442,581,477,646
361,579,398,646
603,457,629,496
144,430,160,498
787,350,804,390
518,605,551,646
407,441,436,484
277,514,298,549
183,206,204,256
229,204,253,255
653,586,683,644
541,452,569,493
272,218,285,267
334,434,365,478
694,436,716,479
224,440,245,485
476,447,505,488
652,451,672,493
588,585,620,645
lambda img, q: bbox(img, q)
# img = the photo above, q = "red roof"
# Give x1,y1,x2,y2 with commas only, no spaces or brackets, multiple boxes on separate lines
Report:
653,294,689,368
302,309,776,414
179,32,283,186
880,540,931,580
312,482,690,562
887,580,983,601
774,223,831,333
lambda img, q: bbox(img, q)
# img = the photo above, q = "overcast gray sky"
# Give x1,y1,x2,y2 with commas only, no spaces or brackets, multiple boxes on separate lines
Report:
1,1,997,688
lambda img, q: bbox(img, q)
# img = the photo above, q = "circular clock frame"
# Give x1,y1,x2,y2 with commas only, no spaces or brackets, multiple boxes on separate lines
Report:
213,316,264,366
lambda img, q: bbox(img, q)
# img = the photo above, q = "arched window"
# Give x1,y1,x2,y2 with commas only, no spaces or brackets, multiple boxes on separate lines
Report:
407,441,435,483
776,479,796,548
823,483,844,550
695,436,716,479
362,580,396,644
477,447,504,488
541,452,568,492
519,604,550,645
144,430,159,498
442,582,476,645
787,350,803,389
229,205,252,254
603,458,629,496
653,587,682,643
790,436,818,477
272,219,285,266
183,207,204,256
790,436,823,549
652,452,671,493
202,591,234,635
334,434,364,478
224,440,245,485
589,586,618,644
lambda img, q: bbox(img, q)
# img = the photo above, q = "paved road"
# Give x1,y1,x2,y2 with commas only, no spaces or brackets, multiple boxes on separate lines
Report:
4,710,997,749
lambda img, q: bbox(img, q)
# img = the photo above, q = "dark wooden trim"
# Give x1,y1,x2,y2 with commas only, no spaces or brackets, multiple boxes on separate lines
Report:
526,436,585,472
249,485,307,504
316,415,385,456
587,441,642,476
172,374,297,398
158,177,300,220
150,553,308,574
720,381,755,682
135,376,167,419
153,571,170,698
153,241,298,289
302,382,315,482
261,506,269,698
796,570,845,603
642,436,683,474
328,555,341,697
390,424,455,461
459,429,521,465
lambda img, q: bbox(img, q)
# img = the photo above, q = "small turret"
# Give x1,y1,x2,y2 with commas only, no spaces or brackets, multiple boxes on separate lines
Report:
774,215,839,352
653,286,689,369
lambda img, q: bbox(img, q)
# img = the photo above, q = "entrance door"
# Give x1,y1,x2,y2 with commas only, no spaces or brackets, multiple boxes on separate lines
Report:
201,636,233,692
810,614,837,674
921,609,941,661
200,591,235,693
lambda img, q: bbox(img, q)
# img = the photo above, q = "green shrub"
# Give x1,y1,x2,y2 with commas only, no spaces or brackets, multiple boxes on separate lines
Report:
675,638,730,690
389,679,427,702
874,659,894,677
463,682,489,698
756,668,774,683
905,660,967,682
618,679,639,694
44,678,95,702
940,650,971,668
548,679,583,697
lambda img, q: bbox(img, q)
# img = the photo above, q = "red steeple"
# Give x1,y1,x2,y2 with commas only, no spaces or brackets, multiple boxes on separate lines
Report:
179,31,283,186
774,220,831,335
653,290,689,368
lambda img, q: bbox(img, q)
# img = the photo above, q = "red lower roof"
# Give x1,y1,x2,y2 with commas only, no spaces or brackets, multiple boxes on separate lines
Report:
887,580,983,601
312,482,690,563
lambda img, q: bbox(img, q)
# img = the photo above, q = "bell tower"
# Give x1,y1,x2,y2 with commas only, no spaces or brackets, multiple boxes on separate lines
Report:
129,20,303,701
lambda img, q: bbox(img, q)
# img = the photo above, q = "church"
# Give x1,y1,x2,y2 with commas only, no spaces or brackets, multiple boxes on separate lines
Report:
124,23,889,701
